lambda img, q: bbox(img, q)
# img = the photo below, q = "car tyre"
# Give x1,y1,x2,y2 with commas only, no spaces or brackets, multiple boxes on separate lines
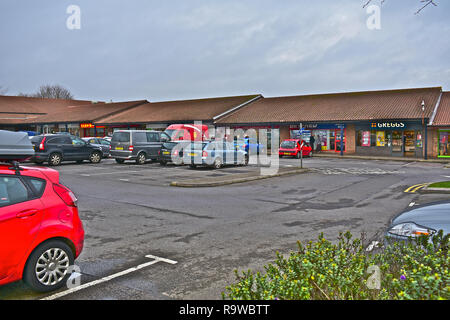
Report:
23,240,74,293
89,151,102,164
213,158,223,169
115,159,125,164
48,153,62,166
136,152,147,165
160,160,168,166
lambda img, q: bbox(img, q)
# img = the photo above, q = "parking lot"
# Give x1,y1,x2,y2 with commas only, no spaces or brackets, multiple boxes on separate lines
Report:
0,156,449,300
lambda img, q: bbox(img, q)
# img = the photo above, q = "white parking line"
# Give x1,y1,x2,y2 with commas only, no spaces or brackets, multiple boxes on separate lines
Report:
41,254,177,300
80,170,140,177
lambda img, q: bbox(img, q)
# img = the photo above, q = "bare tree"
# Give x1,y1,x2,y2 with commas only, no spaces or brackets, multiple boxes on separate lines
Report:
18,84,74,100
363,0,438,14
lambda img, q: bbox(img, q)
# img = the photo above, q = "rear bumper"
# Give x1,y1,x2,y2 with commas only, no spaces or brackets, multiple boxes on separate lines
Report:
110,150,135,160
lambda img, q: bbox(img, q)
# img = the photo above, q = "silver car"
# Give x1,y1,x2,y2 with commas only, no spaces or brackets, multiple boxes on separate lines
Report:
386,201,450,244
182,141,248,169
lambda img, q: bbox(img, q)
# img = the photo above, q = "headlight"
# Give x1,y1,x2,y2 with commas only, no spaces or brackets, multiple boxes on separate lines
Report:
388,222,436,238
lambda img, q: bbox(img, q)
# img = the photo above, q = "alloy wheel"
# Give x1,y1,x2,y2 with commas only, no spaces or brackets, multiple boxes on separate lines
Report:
49,153,62,166
90,152,101,163
35,248,70,286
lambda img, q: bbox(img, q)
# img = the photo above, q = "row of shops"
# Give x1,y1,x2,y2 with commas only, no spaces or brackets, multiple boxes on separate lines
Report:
1,88,449,159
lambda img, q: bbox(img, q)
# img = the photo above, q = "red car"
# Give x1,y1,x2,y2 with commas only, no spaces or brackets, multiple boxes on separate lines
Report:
279,139,313,158
0,163,84,292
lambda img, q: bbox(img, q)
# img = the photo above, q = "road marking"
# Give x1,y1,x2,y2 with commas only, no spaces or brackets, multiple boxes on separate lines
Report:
366,241,380,252
404,183,428,193
81,170,140,177
41,254,177,300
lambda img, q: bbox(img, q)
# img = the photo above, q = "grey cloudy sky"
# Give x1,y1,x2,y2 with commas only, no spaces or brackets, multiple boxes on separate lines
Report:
0,0,449,102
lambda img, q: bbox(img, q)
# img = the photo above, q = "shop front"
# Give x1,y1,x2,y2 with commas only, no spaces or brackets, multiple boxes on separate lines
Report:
437,129,450,158
355,121,425,158
290,123,347,152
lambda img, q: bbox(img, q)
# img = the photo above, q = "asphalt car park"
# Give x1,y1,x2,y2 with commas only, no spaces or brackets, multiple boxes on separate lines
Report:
0,156,449,300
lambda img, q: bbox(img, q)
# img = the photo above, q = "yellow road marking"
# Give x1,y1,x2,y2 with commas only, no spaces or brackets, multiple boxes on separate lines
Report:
404,183,427,193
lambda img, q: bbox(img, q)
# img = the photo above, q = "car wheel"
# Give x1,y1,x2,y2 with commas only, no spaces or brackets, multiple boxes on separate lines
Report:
115,159,125,164
23,240,74,293
48,153,62,166
136,152,146,165
213,158,223,169
160,160,168,166
189,164,197,169
89,151,102,164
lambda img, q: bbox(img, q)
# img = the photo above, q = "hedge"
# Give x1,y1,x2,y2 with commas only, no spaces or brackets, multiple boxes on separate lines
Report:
222,231,449,300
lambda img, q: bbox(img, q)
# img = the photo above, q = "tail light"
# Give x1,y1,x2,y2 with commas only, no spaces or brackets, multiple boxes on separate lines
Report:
129,145,134,151
39,137,46,151
202,150,208,157
53,184,78,207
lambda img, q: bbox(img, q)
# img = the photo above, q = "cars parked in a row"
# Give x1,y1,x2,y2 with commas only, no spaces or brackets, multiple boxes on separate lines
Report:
28,128,313,168
0,130,84,292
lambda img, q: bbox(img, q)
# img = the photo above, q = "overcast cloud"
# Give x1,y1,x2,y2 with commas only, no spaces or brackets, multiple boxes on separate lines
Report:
0,0,449,102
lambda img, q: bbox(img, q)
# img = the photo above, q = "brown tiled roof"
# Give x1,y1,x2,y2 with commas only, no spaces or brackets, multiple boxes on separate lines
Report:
0,95,95,115
215,87,442,124
432,92,450,126
22,100,148,124
96,95,261,124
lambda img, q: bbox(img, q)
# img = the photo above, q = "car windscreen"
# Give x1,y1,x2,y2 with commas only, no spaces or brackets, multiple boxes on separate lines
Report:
281,141,297,149
111,132,130,143
164,130,176,139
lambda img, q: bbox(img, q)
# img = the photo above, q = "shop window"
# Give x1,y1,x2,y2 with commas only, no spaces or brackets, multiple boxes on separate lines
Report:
357,130,371,147
439,131,450,157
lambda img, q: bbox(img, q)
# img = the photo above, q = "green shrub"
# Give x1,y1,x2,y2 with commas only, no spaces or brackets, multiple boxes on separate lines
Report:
222,231,449,300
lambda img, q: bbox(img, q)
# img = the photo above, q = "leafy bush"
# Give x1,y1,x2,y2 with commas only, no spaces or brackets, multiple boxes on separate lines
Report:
222,231,449,300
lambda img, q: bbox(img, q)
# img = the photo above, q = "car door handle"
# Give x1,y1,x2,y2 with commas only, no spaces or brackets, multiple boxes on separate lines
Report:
16,209,38,218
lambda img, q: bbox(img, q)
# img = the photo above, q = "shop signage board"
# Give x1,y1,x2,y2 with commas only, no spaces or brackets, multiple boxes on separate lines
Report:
371,122,406,129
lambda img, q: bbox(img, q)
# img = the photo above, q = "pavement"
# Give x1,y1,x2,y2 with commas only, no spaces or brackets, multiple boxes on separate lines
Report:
314,152,450,164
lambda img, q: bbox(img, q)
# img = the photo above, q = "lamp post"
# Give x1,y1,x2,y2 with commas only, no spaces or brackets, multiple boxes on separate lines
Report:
422,100,428,160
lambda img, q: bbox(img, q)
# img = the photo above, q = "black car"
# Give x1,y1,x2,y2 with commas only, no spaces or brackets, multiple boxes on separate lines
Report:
82,137,111,158
110,130,169,164
159,140,190,165
30,134,103,166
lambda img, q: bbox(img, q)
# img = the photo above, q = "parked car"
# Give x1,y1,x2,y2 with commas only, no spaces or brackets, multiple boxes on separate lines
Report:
279,139,313,158
158,140,190,166
110,130,168,164
183,141,248,169
30,134,104,166
386,201,450,244
234,137,266,155
0,131,84,292
82,137,111,158
164,124,209,142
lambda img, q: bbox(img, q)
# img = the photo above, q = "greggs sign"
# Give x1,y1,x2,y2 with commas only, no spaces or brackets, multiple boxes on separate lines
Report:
371,122,406,129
